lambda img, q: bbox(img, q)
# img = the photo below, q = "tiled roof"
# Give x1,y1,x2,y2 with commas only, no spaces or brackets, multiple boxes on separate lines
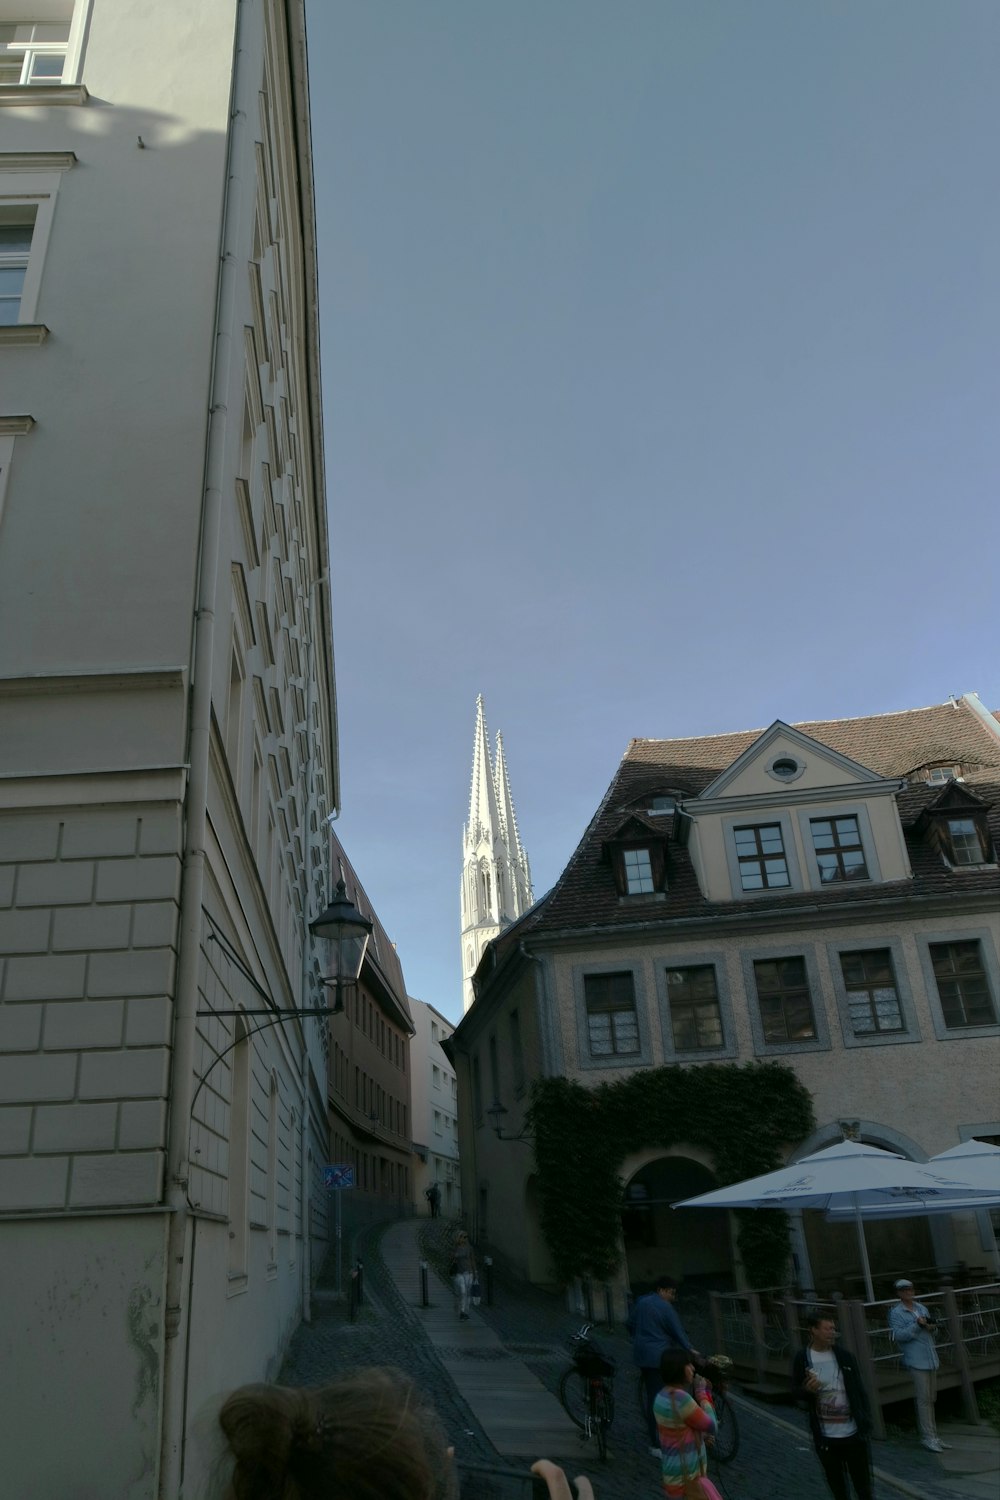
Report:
518,697,1000,940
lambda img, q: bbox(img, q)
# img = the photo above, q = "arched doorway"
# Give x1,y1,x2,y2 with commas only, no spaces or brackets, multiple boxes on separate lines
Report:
622,1155,735,1294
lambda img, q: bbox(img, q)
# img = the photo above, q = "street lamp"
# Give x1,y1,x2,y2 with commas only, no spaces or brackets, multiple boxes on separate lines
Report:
309,878,373,1010
488,1098,533,1143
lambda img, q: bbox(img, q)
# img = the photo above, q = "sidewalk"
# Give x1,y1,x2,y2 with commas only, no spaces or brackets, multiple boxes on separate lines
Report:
381,1219,579,1457
280,1216,1000,1500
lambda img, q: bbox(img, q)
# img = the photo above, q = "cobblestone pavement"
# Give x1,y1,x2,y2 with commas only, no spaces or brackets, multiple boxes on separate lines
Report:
278,1217,981,1500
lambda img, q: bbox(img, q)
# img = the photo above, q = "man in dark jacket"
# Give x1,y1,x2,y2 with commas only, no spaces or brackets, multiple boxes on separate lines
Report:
627,1276,700,1454
792,1311,873,1499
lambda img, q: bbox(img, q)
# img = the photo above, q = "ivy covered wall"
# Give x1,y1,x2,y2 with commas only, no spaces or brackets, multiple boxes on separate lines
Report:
527,1061,815,1287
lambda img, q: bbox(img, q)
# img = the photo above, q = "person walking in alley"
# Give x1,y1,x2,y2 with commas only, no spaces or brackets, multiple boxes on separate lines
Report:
450,1230,477,1320
628,1275,701,1454
793,1312,873,1500
888,1279,949,1452
426,1182,441,1218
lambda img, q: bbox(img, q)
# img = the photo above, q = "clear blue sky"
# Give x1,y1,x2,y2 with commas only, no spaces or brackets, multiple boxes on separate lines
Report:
306,0,999,1022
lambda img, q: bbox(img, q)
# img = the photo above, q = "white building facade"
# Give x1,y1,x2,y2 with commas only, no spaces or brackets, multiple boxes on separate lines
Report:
409,997,462,1218
460,695,533,1012
0,4,339,1495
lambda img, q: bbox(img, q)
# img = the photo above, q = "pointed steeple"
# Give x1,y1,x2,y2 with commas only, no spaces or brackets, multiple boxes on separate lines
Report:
494,731,527,871
466,694,503,848
460,697,534,1012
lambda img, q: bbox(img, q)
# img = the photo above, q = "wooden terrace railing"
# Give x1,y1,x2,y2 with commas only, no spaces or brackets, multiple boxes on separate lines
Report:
709,1281,1000,1438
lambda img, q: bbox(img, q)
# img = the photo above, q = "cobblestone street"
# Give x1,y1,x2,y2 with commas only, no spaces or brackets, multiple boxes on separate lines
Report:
277,1217,998,1500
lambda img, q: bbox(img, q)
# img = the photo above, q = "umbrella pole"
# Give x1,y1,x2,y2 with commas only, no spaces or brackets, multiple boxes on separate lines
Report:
853,1195,875,1302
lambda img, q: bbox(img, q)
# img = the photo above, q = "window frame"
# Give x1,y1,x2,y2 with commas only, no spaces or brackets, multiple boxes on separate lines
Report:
656,951,738,1061
740,945,831,1057
919,933,1000,1037
722,811,802,898
826,937,921,1049
0,162,74,335
807,813,870,884
943,816,992,868
796,802,882,890
572,961,651,1072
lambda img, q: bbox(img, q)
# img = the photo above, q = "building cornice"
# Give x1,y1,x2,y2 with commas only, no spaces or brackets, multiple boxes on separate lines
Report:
0,415,35,435
519,888,1000,952
679,778,905,819
0,766,188,808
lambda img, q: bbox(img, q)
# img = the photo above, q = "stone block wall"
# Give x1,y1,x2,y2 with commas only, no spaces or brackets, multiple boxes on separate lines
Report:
0,803,181,1212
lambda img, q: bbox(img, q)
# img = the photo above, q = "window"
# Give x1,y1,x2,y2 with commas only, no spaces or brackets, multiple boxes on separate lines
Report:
0,22,69,84
432,1063,440,1089
433,1110,442,1136
768,755,803,782
926,766,959,785
734,823,790,890
666,966,724,1050
810,816,869,882
929,942,996,1028
753,957,817,1043
840,950,904,1034
623,847,655,894
0,207,36,326
648,795,676,815
584,971,640,1057
947,818,987,867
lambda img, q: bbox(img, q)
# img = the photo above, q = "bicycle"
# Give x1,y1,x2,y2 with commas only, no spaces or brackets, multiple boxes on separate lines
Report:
557,1323,616,1462
637,1361,740,1464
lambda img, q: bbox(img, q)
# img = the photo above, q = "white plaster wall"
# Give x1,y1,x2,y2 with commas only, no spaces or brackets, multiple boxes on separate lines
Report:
0,0,238,677
0,1214,167,1499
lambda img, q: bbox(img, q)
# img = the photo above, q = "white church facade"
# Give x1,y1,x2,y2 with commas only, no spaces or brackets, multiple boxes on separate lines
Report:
460,696,533,1012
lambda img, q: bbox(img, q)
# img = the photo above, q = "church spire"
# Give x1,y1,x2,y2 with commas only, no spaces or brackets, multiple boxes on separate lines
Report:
460,697,533,1013
466,694,502,848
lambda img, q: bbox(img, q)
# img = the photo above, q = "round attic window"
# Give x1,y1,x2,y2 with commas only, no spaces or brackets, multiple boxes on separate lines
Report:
767,755,805,783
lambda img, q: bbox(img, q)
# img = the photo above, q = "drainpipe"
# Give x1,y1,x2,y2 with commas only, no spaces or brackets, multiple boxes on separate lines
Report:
159,9,246,1495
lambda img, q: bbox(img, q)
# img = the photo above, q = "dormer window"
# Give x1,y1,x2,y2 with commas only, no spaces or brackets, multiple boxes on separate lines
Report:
913,782,994,869
603,815,668,897
926,766,960,785
946,818,989,867
810,815,869,882
623,848,655,893
648,795,676,815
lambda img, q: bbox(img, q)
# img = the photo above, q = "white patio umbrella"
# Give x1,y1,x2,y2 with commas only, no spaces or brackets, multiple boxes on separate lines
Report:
824,1139,1000,1222
673,1140,1000,1301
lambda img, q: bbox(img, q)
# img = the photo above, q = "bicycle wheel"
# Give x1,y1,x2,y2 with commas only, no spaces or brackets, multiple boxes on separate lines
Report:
711,1391,740,1464
592,1383,611,1462
558,1368,589,1431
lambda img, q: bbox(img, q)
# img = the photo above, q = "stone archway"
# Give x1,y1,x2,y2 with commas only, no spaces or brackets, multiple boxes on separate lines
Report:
621,1151,735,1295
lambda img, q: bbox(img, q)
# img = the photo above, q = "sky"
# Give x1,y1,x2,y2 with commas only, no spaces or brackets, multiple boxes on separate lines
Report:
305,0,1000,1023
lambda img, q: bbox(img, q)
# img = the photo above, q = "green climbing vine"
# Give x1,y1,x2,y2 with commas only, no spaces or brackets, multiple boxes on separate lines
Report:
526,1061,815,1289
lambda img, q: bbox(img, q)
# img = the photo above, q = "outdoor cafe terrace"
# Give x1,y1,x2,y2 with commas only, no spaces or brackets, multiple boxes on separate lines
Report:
710,1277,1000,1437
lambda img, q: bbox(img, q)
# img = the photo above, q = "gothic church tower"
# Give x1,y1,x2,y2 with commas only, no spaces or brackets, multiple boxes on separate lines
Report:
461,696,533,1012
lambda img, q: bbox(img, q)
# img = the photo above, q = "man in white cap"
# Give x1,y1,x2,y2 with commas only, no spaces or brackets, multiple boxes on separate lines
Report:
888,1280,949,1452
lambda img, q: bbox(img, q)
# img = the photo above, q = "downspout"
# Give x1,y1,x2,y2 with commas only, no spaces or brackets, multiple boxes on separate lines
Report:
159,7,246,1494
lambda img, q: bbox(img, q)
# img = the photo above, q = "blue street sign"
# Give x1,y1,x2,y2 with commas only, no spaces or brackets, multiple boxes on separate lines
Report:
324,1163,355,1190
